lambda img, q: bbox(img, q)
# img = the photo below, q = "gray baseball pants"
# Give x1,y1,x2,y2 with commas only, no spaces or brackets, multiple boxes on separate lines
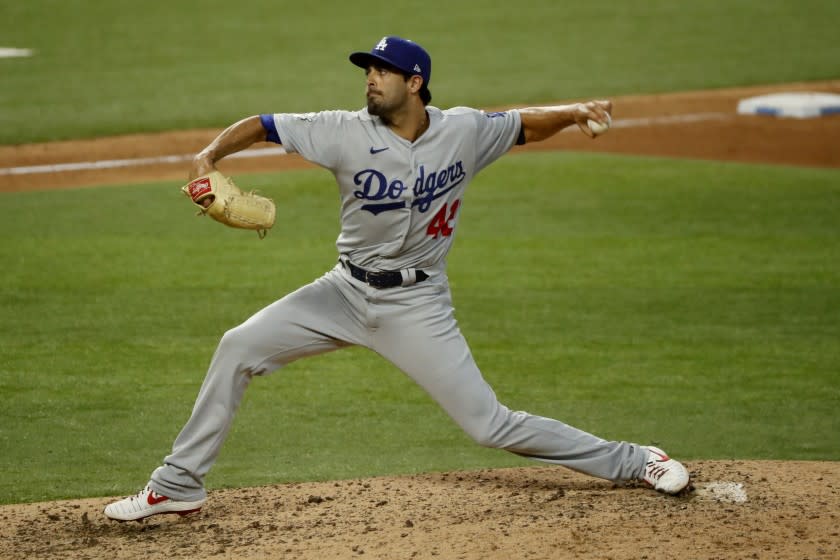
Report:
150,263,648,500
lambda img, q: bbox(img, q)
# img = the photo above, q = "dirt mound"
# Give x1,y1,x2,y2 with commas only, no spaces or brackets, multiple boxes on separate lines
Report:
2,461,838,559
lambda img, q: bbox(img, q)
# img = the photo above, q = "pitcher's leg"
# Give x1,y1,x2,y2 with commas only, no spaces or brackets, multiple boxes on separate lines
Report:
373,285,647,482
151,270,364,500
150,322,275,501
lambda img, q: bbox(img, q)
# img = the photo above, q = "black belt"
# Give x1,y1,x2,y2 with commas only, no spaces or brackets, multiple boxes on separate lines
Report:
343,260,429,289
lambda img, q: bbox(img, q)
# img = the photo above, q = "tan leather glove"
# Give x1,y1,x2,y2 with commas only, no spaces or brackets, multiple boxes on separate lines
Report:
182,171,276,239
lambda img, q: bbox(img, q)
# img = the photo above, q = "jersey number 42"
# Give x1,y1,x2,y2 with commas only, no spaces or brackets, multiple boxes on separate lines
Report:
426,200,461,238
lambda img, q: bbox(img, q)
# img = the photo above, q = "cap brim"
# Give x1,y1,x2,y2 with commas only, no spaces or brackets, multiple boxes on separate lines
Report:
349,51,382,70
349,51,416,76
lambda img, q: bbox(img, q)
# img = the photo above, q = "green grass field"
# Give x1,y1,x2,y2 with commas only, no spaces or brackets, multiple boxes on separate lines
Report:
1,153,838,504
0,0,838,506
1,0,839,144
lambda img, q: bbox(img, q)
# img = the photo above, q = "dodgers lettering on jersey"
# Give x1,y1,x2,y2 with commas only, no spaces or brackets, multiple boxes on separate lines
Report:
352,161,466,214
270,106,521,270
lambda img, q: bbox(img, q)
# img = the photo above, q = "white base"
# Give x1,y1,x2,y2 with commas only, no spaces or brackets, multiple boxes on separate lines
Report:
737,92,840,119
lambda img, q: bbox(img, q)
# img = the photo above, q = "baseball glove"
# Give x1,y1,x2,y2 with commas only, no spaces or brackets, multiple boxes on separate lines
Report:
182,171,276,238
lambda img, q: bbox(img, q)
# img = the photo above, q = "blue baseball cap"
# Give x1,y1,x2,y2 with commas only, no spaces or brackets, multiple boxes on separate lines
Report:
349,36,432,87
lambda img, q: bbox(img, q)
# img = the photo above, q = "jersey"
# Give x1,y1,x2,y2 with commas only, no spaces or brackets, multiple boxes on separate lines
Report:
265,106,522,271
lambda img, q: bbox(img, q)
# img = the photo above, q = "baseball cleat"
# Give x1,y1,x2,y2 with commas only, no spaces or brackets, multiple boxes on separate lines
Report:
104,486,206,522
642,446,690,494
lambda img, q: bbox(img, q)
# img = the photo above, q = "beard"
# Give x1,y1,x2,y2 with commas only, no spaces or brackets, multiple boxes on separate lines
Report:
366,95,385,116
366,93,394,118
365,89,406,122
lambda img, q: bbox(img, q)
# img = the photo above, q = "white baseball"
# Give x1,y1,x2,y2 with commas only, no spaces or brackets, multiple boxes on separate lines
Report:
587,113,612,136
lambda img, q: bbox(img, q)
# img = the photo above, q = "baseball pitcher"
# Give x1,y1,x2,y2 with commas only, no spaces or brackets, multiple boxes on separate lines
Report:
105,36,689,522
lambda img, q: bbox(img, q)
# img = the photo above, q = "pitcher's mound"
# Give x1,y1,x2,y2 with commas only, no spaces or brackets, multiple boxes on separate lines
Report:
3,460,839,559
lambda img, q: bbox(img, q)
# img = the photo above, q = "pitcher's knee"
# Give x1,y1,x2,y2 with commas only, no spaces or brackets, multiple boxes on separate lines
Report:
451,400,516,449
215,325,265,373
462,419,508,449
218,326,251,355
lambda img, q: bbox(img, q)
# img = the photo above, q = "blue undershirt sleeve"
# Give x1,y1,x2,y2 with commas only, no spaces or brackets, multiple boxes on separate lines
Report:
259,114,282,144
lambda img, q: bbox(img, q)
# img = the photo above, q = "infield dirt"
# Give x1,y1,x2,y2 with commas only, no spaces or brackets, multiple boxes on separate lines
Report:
1,81,839,559
1,80,839,193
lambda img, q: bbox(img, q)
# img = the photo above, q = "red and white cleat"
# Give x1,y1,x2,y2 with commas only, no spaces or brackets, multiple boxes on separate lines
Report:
104,486,206,521
642,446,690,494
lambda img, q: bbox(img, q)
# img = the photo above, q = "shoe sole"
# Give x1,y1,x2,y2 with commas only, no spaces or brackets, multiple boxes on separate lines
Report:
107,506,203,523
644,477,693,496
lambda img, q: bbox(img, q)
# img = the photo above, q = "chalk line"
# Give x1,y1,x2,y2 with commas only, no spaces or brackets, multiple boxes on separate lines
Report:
0,147,288,176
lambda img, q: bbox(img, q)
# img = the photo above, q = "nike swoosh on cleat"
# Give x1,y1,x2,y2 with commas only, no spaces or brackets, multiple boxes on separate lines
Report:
369,146,389,154
147,492,169,505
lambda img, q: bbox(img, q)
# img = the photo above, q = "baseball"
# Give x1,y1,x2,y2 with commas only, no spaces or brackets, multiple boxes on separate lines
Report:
587,113,612,136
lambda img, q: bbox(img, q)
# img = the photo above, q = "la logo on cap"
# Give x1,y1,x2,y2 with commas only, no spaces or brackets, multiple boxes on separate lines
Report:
375,37,388,51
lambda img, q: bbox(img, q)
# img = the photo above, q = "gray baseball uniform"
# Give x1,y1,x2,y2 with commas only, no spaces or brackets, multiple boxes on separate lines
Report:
149,106,648,501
